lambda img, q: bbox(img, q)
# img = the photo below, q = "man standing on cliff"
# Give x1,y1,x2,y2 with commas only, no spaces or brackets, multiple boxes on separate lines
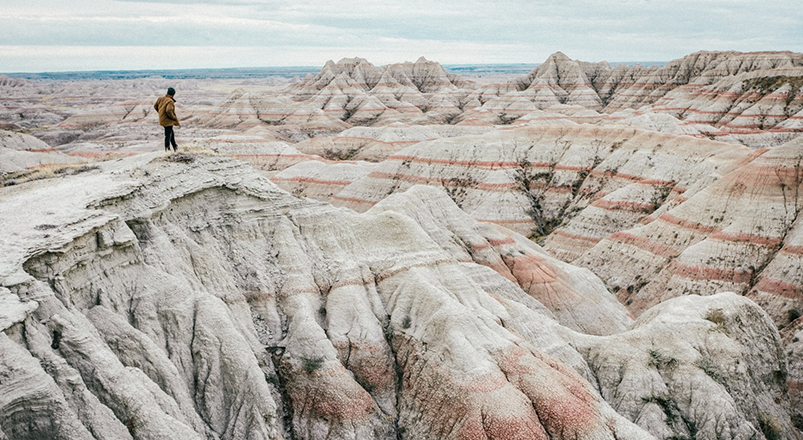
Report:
154,87,180,152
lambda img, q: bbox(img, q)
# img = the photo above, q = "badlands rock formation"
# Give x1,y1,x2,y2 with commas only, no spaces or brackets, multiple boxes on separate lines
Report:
0,129,86,175
1,153,799,439
274,124,753,238
576,136,803,320
2,50,803,440
197,51,803,148
197,56,473,135
272,119,803,335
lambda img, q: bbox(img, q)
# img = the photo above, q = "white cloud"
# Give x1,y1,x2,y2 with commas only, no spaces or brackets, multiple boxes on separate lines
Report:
0,0,800,71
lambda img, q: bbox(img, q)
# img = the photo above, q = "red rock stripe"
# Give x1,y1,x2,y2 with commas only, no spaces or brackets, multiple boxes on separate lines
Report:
66,151,137,158
587,169,675,186
330,277,370,290
608,232,678,258
228,154,316,160
709,231,783,247
781,245,803,255
375,257,452,282
211,138,286,144
639,179,676,186
753,278,803,299
386,155,594,173
551,229,603,243
487,237,516,246
654,108,731,116
673,263,752,284
731,113,798,119
658,214,719,234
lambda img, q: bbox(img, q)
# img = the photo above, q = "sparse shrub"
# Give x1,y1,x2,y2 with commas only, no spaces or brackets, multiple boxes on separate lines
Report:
444,174,479,208
758,413,783,440
571,169,589,197
788,309,802,323
695,356,725,384
648,349,678,369
166,153,196,164
792,413,803,431
265,372,280,386
642,395,679,424
704,308,728,334
301,356,324,374
651,184,673,211
401,316,412,329
322,147,359,161
743,75,803,97
497,113,519,125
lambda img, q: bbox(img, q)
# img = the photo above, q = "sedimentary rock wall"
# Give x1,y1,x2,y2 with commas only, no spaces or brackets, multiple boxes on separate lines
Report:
577,137,803,323
197,51,803,148
1,154,798,439
273,125,752,241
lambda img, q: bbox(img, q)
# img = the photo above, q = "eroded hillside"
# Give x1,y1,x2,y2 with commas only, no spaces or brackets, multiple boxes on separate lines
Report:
0,154,799,440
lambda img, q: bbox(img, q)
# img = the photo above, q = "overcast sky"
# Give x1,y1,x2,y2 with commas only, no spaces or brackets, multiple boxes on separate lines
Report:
1,0,800,72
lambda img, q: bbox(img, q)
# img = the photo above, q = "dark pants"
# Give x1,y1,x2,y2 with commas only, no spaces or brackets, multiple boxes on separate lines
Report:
164,126,178,151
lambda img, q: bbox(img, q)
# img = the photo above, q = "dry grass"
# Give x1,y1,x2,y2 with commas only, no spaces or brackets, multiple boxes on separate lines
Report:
704,307,729,334
2,142,222,186
2,163,101,187
158,142,219,164
177,142,218,156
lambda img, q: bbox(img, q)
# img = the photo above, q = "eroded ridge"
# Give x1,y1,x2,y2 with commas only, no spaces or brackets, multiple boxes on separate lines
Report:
0,154,799,439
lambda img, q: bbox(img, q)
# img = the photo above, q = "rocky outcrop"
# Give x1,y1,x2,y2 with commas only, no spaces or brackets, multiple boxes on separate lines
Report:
458,51,803,146
782,320,803,431
576,136,803,326
0,129,86,174
195,51,803,150
273,125,752,242
0,154,634,439
269,122,803,334
6,52,802,156
371,186,633,336
575,292,798,439
1,154,797,439
200,57,473,132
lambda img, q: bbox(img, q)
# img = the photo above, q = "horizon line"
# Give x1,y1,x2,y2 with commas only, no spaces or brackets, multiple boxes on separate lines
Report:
0,60,673,77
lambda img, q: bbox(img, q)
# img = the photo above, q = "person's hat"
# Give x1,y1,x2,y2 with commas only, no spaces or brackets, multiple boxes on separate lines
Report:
167,87,176,96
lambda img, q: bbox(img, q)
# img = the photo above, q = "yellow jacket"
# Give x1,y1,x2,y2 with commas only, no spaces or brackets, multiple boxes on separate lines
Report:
154,95,180,127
